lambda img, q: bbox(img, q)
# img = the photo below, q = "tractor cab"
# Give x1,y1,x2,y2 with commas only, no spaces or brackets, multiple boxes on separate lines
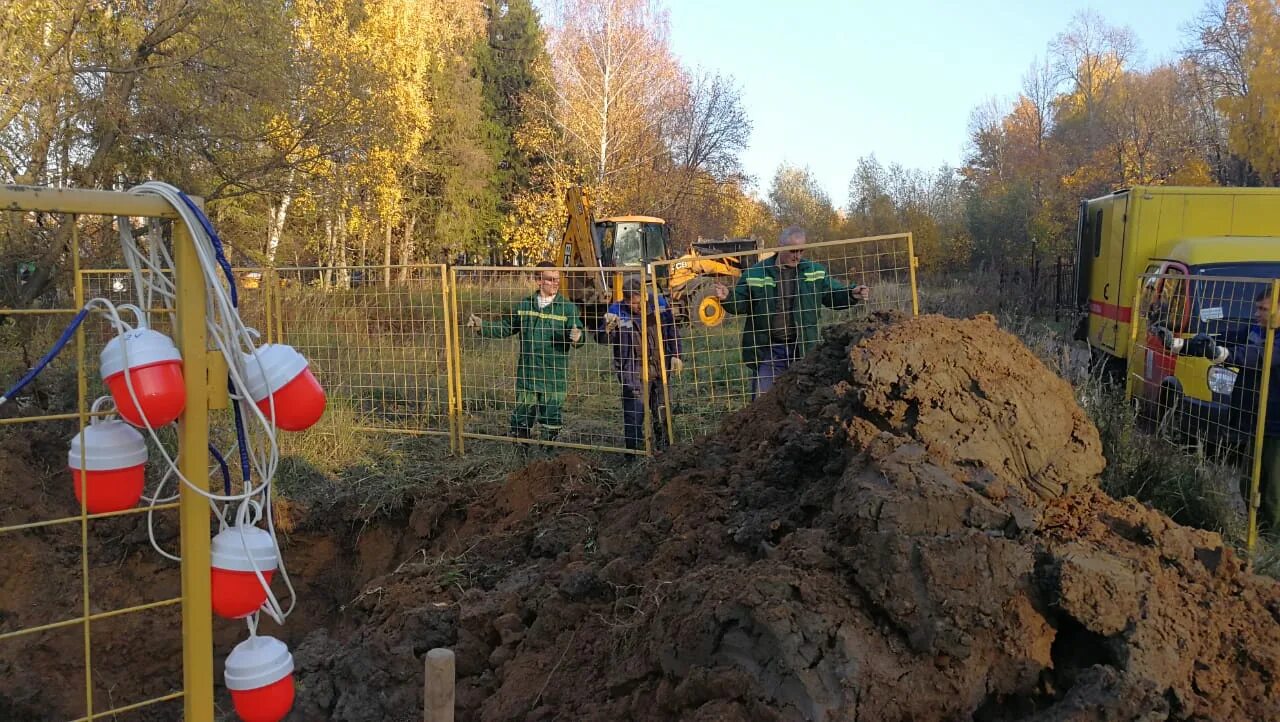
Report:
595,216,670,270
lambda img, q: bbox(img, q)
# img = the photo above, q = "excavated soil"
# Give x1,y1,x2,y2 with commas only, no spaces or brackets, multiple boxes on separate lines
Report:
3,312,1279,721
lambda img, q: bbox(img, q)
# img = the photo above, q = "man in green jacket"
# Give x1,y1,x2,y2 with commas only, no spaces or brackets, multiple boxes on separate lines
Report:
716,226,870,398
467,263,585,442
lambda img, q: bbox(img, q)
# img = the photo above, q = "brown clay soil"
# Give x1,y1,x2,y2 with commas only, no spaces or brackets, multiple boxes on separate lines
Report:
3,312,1280,721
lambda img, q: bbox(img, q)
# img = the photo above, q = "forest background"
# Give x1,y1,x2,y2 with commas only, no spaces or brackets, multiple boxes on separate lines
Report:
2,0,1278,301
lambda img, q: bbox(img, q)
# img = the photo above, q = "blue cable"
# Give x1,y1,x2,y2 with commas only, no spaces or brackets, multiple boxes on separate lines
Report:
176,190,238,308
0,306,89,404
231,389,252,483
209,443,232,496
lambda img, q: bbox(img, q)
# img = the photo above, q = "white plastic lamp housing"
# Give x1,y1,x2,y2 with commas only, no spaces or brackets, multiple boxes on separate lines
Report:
241,344,309,404
211,525,279,573
68,419,148,471
99,327,181,380
224,635,294,691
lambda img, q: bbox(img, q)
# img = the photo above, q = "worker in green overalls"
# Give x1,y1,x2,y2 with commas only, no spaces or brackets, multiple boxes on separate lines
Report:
467,262,585,443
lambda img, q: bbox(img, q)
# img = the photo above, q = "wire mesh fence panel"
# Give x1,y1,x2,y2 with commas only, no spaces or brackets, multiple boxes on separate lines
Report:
1129,272,1279,547
650,234,918,444
273,265,452,440
454,265,663,455
0,310,83,418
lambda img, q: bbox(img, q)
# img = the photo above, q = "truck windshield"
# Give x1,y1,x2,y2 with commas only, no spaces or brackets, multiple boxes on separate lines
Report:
613,222,666,266
1190,263,1280,326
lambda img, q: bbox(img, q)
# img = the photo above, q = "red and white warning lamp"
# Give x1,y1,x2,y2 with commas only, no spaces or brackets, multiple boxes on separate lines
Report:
224,634,296,722
210,523,280,619
242,343,326,432
67,400,148,514
100,318,185,428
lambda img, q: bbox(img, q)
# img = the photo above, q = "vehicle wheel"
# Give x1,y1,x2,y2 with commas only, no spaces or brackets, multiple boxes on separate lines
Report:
692,284,726,328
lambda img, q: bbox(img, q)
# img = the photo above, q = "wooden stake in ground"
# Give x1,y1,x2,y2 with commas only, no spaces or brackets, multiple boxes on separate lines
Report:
425,648,455,722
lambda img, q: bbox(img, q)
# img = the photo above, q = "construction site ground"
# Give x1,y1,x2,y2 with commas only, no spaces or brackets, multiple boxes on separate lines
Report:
2,312,1279,721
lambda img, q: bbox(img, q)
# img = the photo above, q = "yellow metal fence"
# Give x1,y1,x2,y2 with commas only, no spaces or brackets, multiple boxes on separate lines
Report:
259,234,919,456
452,265,658,455
1127,271,1279,551
649,233,918,443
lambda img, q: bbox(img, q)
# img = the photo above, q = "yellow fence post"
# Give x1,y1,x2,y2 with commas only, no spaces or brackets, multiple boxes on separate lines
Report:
174,220,215,720
263,266,276,344
640,266,652,455
1246,280,1279,554
442,266,459,455
448,267,465,455
72,217,96,719
907,232,920,316
649,270,676,451
274,268,285,343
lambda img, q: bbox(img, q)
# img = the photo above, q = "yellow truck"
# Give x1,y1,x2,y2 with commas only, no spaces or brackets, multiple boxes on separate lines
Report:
1074,185,1280,438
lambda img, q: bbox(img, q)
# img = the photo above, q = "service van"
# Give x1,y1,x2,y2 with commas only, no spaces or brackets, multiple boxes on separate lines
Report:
1074,185,1280,439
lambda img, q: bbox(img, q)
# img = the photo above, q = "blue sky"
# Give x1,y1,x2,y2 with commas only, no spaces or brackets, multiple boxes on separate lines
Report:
665,0,1209,208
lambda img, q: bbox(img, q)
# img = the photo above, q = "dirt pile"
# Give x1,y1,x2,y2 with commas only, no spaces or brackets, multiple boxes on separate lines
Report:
3,312,1278,721
289,313,1280,721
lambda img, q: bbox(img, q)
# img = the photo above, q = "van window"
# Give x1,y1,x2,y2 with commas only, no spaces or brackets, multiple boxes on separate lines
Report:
1189,262,1280,330
598,224,616,266
1140,264,1163,321
1093,210,1104,257
1078,204,1092,257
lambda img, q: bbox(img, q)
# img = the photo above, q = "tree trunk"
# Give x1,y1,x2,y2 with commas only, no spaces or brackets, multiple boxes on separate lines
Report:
336,210,350,289
322,217,334,289
266,171,296,266
383,221,393,287
399,213,417,282
357,221,368,269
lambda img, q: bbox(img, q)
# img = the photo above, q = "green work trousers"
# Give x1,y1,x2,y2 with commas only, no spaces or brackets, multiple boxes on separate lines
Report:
511,388,565,441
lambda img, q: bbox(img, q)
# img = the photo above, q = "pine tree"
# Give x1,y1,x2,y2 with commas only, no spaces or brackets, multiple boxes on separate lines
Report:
478,0,553,261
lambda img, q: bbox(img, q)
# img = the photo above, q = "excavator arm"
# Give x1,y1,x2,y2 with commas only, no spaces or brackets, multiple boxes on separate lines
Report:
556,186,613,315
558,186,601,268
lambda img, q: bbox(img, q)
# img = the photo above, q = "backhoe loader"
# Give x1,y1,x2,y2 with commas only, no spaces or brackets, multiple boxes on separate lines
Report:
555,185,753,327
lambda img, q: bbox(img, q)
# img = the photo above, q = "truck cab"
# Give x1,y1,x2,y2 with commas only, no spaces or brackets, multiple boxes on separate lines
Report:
1075,185,1280,379
1130,238,1280,442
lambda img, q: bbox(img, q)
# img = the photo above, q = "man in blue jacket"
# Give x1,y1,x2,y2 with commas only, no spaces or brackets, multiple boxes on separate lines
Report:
596,277,683,452
1170,289,1280,533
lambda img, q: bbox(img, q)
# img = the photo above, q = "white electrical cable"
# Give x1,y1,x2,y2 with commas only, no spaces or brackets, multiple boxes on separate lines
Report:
104,181,298,628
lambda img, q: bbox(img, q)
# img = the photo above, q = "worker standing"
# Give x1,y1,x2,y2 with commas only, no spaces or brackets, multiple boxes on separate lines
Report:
595,277,683,452
716,226,870,398
467,262,584,444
